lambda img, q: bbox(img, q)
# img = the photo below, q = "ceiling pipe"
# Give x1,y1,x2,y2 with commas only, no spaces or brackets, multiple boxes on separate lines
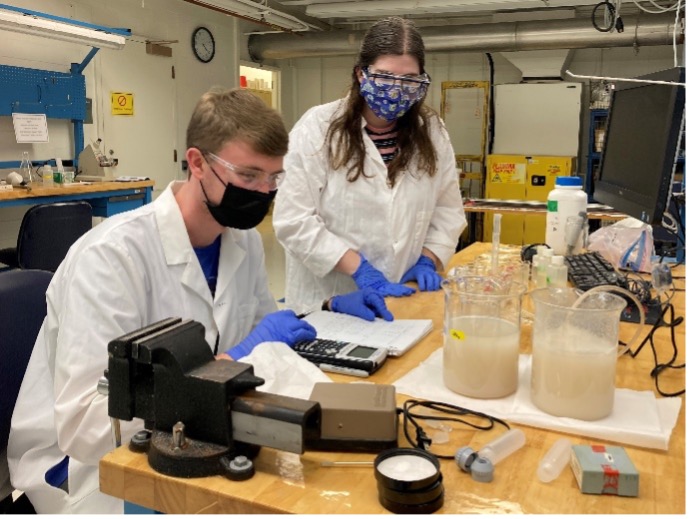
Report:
248,14,682,61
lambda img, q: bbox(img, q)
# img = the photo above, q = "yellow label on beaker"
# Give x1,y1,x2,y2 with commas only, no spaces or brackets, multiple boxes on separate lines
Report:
450,329,465,341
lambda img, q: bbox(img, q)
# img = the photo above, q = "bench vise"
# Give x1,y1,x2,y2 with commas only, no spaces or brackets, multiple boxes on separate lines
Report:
105,317,321,480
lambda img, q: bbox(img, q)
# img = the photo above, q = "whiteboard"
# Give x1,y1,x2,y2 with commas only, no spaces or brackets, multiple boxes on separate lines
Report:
493,83,582,157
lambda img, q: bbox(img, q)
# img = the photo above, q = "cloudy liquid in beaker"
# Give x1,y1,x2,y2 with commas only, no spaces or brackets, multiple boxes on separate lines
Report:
530,328,616,421
443,315,520,399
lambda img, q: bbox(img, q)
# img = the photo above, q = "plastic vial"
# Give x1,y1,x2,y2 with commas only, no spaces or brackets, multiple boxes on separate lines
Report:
19,151,34,183
42,165,54,187
531,251,544,282
535,249,553,289
546,255,568,288
477,429,526,465
537,438,572,483
545,176,588,255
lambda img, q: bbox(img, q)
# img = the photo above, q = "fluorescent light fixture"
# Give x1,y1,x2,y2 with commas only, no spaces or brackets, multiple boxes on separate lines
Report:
306,0,619,17
0,8,126,49
190,0,320,32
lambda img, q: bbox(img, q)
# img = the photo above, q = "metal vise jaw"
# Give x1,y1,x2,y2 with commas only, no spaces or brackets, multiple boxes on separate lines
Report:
106,317,321,479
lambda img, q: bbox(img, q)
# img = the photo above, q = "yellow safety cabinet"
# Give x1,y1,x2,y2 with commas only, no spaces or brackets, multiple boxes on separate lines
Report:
484,155,573,245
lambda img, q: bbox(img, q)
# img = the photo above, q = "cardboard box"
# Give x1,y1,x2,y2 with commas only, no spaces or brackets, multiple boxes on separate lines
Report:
570,445,639,497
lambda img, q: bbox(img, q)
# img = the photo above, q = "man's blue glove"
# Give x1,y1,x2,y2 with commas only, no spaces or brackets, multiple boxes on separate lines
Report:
401,255,442,291
330,288,394,322
226,309,317,360
352,255,415,297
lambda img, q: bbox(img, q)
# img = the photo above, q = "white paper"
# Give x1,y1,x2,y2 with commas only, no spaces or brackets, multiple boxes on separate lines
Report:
302,311,432,357
393,350,682,450
241,341,331,400
12,113,49,143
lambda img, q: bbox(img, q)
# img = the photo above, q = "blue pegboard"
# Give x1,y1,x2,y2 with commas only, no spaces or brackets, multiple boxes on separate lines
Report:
0,64,86,119
0,4,130,169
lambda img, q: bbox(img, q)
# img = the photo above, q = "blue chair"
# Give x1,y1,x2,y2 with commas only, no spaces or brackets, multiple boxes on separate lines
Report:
0,202,92,272
0,269,53,514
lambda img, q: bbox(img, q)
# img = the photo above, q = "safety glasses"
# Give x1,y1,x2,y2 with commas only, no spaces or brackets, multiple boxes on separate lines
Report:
362,67,431,96
204,151,285,190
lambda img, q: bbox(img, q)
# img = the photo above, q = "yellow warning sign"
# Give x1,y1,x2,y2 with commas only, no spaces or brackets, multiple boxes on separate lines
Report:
489,163,526,184
111,92,134,116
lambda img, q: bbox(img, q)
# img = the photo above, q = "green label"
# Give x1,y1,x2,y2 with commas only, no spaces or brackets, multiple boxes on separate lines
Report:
547,200,558,212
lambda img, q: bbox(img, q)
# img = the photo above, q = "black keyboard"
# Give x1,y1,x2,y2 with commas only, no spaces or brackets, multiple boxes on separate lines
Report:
564,251,626,292
564,251,663,325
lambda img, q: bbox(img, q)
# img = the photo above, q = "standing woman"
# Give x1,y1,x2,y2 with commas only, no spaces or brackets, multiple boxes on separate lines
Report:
273,16,466,315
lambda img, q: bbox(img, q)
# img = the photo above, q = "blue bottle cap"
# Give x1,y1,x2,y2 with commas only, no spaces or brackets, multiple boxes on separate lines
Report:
470,456,494,483
454,446,478,473
555,176,583,187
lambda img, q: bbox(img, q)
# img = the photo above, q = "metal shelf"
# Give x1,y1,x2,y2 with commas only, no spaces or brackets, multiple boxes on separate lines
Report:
585,108,609,202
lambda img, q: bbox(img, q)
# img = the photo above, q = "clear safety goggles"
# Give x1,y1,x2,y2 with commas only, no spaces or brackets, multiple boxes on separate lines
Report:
362,67,431,96
205,151,285,190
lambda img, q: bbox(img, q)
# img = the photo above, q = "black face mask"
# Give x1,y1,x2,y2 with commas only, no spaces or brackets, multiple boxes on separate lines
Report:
201,165,276,230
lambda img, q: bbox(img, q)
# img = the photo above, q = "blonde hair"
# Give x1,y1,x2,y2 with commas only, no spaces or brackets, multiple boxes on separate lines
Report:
186,87,288,156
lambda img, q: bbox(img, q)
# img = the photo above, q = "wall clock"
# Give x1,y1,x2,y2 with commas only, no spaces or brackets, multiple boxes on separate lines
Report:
192,27,215,63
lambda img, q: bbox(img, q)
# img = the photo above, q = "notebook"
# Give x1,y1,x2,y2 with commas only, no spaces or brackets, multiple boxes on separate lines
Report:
301,311,433,357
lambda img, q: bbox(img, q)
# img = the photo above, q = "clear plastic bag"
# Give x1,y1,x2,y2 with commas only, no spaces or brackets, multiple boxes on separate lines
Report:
587,218,654,272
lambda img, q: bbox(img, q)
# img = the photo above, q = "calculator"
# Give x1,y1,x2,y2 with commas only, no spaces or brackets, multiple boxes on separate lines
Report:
293,338,388,377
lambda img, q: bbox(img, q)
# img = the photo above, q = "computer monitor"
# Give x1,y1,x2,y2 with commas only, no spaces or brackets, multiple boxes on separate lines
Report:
593,67,685,225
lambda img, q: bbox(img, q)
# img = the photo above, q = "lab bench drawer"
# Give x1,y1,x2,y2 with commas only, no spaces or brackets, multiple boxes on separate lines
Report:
90,193,146,217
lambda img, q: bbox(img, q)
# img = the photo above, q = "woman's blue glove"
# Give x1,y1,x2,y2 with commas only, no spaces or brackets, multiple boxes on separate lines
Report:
226,309,317,360
401,255,442,291
352,255,415,297
331,288,394,322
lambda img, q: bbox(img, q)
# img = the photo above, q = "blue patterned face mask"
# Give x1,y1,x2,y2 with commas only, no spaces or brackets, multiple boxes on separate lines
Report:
359,67,430,121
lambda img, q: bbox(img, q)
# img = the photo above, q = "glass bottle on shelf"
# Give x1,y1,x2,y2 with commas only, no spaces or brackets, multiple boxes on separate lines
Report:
19,151,34,183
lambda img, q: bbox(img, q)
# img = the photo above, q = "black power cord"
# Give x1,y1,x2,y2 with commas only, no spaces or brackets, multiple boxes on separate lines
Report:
627,300,685,397
399,399,511,460
591,0,623,32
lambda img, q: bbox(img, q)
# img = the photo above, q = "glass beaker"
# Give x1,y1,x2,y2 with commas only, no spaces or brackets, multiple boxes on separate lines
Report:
529,287,627,421
442,276,526,399
19,151,34,183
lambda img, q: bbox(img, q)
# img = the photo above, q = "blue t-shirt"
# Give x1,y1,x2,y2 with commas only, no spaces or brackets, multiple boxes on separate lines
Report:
194,235,221,296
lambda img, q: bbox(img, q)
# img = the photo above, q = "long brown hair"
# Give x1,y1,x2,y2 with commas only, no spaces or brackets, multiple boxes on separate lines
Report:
325,17,438,186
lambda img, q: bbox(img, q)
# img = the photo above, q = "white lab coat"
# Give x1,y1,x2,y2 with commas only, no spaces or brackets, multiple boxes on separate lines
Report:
273,99,467,314
7,182,278,514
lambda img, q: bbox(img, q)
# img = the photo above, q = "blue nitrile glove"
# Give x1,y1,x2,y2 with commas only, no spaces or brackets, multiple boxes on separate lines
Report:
352,254,416,297
401,255,443,292
330,288,394,322
226,309,317,360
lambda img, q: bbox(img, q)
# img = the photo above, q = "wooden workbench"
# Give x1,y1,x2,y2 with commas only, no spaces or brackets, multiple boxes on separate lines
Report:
0,180,154,217
99,242,685,514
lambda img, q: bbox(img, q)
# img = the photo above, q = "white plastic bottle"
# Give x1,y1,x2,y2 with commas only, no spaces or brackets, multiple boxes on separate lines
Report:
545,176,588,256
41,165,54,187
546,255,568,287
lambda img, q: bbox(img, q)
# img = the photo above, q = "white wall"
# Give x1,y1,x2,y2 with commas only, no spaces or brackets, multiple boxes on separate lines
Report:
0,1,681,250
260,43,678,185
267,45,678,130
0,0,241,249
